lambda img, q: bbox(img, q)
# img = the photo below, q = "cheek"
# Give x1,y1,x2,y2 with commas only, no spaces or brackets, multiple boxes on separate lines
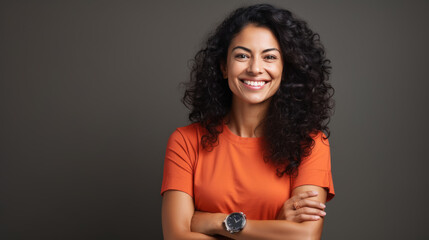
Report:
271,72,283,92
227,78,238,94
267,64,283,77
273,80,282,92
227,63,244,78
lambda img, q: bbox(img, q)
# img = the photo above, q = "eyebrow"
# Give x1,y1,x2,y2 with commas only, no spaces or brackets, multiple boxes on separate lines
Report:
231,46,280,53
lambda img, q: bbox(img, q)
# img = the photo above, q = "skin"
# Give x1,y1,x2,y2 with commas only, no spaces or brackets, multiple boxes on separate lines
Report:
190,186,327,240
221,24,283,137
162,24,329,240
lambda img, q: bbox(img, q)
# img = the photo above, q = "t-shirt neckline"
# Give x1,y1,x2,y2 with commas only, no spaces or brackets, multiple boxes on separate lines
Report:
222,122,263,147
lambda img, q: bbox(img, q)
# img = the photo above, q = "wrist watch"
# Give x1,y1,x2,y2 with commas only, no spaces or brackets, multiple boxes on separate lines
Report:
223,212,247,234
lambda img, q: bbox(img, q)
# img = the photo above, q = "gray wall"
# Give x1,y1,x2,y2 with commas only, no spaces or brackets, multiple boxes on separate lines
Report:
1,0,428,239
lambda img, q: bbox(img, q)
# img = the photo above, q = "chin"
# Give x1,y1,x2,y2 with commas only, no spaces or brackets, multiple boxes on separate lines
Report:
242,96,271,105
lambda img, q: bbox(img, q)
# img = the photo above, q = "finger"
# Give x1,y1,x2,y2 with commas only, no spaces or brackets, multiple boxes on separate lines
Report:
297,199,326,210
296,214,322,223
286,191,324,210
287,190,317,203
296,207,327,217
295,191,319,201
287,191,317,207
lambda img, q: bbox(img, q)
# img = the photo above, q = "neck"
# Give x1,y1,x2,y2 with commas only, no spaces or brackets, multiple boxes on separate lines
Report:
226,97,270,138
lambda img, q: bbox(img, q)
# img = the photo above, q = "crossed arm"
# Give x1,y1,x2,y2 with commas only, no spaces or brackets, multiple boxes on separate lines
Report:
162,185,328,240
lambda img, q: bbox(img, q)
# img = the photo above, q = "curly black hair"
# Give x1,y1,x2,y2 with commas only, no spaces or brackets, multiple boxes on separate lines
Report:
182,3,334,177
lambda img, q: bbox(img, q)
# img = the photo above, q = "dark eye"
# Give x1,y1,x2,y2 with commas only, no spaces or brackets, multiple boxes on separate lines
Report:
235,54,249,59
265,55,277,60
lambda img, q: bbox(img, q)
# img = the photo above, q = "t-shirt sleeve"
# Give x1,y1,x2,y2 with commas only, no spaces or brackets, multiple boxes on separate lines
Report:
291,132,335,201
160,129,195,198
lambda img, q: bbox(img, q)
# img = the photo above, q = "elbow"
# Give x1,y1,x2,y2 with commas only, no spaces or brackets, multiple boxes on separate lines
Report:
302,225,323,240
297,231,320,240
274,221,323,240
162,229,185,240
307,234,321,240
163,231,192,240
293,222,322,240
163,234,184,240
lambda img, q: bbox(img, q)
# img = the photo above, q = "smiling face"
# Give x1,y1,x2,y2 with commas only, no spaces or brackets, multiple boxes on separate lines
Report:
222,24,283,106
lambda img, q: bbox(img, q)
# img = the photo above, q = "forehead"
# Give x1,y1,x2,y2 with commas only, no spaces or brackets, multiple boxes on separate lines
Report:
229,24,280,50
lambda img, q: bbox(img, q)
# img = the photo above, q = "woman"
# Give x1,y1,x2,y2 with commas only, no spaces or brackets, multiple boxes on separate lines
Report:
161,4,334,239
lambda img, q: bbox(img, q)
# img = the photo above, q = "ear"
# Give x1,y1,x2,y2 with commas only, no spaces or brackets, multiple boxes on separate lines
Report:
220,61,228,79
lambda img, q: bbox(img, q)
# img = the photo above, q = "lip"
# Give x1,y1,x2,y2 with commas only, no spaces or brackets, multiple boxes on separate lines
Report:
240,78,270,82
239,78,271,90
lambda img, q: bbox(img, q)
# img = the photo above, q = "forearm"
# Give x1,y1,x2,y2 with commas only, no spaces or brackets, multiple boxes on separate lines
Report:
216,219,322,240
194,212,322,240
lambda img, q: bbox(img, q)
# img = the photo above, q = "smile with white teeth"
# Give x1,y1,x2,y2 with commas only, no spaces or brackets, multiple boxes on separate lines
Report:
243,80,266,87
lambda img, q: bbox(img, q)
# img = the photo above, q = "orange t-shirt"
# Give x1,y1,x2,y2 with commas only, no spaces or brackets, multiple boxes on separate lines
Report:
160,123,335,220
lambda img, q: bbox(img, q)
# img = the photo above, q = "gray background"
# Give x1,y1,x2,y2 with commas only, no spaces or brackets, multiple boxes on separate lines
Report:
1,0,428,239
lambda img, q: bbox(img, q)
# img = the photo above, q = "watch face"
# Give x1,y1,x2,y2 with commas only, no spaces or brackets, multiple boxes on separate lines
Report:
227,213,245,231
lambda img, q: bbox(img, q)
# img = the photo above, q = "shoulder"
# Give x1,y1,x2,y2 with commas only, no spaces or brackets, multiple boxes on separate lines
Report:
295,131,335,201
167,123,202,152
171,123,202,142
300,131,331,169
176,122,202,136
309,131,330,151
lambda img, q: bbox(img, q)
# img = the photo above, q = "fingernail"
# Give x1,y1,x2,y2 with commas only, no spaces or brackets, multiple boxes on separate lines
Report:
320,203,326,208
314,216,320,220
312,191,318,195
321,211,326,216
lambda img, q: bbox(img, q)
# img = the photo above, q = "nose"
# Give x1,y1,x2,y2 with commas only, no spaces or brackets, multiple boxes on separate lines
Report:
247,57,263,75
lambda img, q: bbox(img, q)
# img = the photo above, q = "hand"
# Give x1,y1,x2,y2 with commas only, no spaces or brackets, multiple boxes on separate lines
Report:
276,191,327,222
